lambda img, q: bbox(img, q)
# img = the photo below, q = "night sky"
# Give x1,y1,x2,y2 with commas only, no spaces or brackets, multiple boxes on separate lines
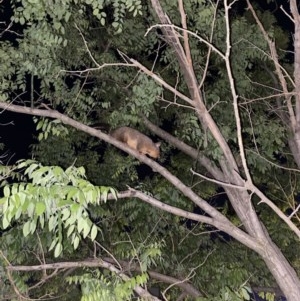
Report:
0,112,35,163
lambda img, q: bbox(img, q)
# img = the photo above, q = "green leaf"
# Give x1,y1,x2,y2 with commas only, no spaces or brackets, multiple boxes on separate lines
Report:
2,215,10,229
36,120,44,130
73,235,80,249
15,206,23,219
82,220,91,238
61,208,71,221
25,163,39,176
54,242,63,257
64,11,71,22
77,217,85,234
3,185,10,197
19,16,25,25
241,287,250,300
35,202,46,216
65,214,77,227
48,215,57,231
93,8,99,16
90,224,97,241
67,224,75,237
27,202,35,217
39,214,45,228
67,187,79,200
110,188,118,200
23,221,31,237
30,219,37,233
49,239,57,251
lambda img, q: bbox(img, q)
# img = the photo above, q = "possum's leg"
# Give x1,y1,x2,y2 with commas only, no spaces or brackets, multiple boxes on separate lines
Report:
126,138,138,151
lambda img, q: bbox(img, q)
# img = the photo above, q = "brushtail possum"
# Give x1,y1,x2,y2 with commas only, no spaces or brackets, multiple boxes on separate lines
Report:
111,126,161,158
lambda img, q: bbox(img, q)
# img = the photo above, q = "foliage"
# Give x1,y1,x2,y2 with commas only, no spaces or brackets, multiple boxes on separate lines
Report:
0,160,116,256
67,270,149,301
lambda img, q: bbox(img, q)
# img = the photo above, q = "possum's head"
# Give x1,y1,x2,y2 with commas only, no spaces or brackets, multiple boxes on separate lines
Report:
141,142,161,159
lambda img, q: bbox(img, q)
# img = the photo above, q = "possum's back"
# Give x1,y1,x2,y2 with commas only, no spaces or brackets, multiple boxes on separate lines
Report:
111,127,160,158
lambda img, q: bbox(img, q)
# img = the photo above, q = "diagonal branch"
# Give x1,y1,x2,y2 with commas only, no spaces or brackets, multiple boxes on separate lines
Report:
224,0,252,185
104,188,261,249
178,0,192,67
102,257,203,298
128,58,195,106
141,115,225,181
150,0,239,175
246,0,296,131
0,101,261,252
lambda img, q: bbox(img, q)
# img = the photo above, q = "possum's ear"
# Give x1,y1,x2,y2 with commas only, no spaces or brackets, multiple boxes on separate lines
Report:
155,142,161,148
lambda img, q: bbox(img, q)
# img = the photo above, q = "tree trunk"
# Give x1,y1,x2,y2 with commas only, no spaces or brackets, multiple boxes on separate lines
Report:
291,1,300,170
259,234,300,300
226,182,300,300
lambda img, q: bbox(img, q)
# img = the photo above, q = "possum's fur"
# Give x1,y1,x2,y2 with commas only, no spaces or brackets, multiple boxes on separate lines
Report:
111,127,160,159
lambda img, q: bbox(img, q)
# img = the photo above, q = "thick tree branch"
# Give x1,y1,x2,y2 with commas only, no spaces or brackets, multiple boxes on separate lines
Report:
290,0,300,168
102,257,203,298
0,101,262,252
6,259,161,301
7,256,202,299
105,188,263,250
178,0,192,67
150,0,239,174
141,115,225,181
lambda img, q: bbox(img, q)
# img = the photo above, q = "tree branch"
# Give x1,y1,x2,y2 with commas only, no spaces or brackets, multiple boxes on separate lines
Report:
141,115,225,181
150,0,239,174
103,257,203,298
6,259,161,301
0,101,261,252
246,0,296,132
178,0,192,67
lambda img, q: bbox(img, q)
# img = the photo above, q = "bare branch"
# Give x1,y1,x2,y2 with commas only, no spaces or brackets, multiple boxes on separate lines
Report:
129,58,195,106
59,62,134,75
109,188,262,252
145,23,225,60
199,0,220,89
190,169,245,189
75,23,101,68
224,0,252,184
150,0,240,176
290,0,300,23
254,187,300,240
7,259,161,301
178,0,192,67
288,203,300,219
141,115,225,181
246,0,296,132
0,101,261,252
102,257,203,298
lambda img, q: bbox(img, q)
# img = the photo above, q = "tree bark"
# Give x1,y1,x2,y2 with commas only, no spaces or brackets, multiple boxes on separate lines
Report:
148,1,300,300
291,1,300,169
226,189,300,300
